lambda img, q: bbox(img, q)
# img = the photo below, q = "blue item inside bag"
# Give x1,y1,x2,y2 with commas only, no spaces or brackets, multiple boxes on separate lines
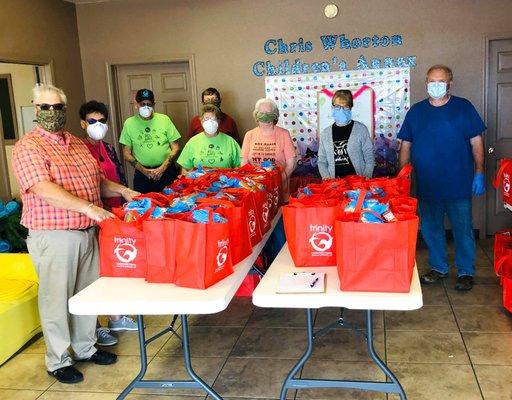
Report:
192,209,227,224
124,198,152,215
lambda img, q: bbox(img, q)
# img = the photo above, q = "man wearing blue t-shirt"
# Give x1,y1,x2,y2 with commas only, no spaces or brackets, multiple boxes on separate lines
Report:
398,65,485,291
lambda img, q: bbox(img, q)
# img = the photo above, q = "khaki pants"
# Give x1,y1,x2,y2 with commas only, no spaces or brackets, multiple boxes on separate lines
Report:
27,227,99,372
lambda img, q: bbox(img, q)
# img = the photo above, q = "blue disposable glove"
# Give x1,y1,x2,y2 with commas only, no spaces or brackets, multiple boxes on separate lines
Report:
472,172,485,196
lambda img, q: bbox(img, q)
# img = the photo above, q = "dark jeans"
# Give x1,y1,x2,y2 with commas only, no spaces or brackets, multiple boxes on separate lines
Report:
419,198,475,277
133,163,178,194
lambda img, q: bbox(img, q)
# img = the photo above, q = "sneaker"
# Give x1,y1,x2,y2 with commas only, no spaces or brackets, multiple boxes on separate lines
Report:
420,269,448,284
455,275,474,291
108,316,138,332
96,327,118,346
76,349,117,365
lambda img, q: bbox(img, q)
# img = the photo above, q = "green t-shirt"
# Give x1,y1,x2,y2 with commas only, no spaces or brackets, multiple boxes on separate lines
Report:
119,113,181,167
177,132,241,169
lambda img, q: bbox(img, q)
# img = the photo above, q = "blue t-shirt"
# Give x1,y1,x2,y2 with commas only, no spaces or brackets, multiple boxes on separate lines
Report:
397,96,485,200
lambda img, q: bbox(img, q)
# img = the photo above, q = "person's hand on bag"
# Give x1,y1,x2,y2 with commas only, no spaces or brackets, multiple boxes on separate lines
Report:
472,172,485,196
83,203,115,222
121,188,141,202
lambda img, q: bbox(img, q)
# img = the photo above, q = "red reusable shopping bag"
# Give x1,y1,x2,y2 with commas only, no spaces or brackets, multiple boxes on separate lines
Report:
197,198,253,265
493,159,512,209
503,277,512,313
335,200,419,292
143,218,176,283
174,213,233,289
494,230,512,279
224,189,263,247
235,274,261,297
283,202,342,267
99,214,150,278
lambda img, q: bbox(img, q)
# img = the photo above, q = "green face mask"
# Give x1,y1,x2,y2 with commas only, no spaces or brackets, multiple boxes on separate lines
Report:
37,109,67,132
256,112,277,123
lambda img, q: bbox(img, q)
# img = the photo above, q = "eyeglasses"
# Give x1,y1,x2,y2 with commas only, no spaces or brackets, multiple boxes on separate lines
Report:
332,105,351,111
36,103,66,111
139,102,154,107
86,117,107,124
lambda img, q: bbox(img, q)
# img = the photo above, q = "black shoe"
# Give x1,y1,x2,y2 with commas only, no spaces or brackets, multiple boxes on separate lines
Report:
77,349,117,365
455,275,474,291
47,366,84,384
420,269,448,284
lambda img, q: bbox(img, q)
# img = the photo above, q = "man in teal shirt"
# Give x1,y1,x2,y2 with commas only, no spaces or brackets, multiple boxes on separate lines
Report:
120,89,181,193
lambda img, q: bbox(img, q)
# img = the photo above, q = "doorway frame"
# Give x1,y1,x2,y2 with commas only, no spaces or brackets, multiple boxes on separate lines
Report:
104,55,199,158
482,33,512,237
0,57,54,200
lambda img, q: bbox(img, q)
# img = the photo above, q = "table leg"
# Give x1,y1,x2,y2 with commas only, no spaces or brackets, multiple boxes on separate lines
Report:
365,310,407,400
279,308,315,400
181,315,223,400
117,315,147,399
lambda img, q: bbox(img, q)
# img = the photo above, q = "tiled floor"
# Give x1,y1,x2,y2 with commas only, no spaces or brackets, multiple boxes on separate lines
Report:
1,238,511,400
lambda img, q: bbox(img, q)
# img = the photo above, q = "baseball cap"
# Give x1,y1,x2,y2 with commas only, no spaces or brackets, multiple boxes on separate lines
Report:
135,88,154,103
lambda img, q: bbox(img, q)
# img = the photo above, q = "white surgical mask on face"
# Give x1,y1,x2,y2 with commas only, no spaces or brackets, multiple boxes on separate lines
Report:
202,119,219,135
427,82,448,100
86,122,108,141
138,105,153,118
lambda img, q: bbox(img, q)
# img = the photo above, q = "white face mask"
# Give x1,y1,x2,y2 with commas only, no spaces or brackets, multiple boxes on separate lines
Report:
86,122,108,141
202,119,219,135
138,105,153,118
427,82,448,100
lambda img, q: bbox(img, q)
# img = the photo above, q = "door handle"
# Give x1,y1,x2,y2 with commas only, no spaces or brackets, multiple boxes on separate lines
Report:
488,147,495,154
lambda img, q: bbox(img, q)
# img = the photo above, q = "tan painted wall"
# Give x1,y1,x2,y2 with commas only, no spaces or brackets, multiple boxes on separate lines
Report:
0,0,85,135
76,0,512,134
0,63,37,198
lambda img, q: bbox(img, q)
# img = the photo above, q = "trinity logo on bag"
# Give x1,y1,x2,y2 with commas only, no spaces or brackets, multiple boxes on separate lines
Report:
504,173,510,194
248,212,257,234
262,202,270,224
113,237,138,266
308,225,333,256
215,239,229,271
272,187,279,207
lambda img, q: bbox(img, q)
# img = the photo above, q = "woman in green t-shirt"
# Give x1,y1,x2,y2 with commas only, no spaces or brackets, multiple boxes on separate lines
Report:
177,104,241,172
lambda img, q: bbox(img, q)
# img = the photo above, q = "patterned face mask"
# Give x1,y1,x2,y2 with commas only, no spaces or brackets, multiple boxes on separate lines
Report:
256,112,277,123
37,109,67,132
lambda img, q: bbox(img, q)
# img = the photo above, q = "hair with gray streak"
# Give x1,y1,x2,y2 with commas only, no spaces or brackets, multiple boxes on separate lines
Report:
253,98,279,124
32,84,67,105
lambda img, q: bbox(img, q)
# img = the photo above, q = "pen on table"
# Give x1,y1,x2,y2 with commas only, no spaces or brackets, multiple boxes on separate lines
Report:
310,277,319,288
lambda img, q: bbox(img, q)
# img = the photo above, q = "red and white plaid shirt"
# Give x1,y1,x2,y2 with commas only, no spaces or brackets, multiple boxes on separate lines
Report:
12,126,103,230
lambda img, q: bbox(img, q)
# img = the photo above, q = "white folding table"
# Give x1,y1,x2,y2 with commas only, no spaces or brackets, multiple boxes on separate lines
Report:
252,244,423,400
69,213,281,399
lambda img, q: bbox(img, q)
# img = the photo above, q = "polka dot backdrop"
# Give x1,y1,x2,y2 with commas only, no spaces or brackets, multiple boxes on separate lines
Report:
265,67,410,176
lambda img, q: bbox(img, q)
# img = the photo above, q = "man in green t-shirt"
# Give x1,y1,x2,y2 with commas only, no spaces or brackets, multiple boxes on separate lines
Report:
177,104,241,171
120,89,181,193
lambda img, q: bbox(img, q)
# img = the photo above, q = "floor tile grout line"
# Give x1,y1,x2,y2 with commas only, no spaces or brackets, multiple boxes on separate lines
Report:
205,303,258,399
443,279,486,400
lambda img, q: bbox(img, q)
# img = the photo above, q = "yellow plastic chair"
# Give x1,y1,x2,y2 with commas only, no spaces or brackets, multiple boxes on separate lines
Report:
0,253,41,365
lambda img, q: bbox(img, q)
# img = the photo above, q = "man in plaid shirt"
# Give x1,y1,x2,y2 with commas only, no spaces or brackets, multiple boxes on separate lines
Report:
12,84,139,384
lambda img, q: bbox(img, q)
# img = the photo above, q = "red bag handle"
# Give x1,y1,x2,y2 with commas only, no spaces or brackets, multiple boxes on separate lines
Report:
397,163,413,179
354,189,368,214
493,159,512,189
495,254,512,278
99,206,155,230
133,192,170,207
196,197,235,208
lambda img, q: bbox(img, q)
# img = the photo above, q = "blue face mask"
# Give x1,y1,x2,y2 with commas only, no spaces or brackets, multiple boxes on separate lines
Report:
332,107,352,125
427,82,447,99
